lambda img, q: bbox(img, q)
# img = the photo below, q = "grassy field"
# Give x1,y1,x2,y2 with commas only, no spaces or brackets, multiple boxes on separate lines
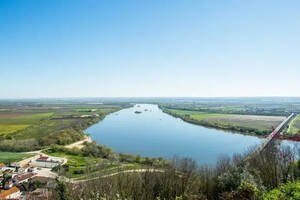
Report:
0,151,34,163
44,151,103,178
0,124,31,135
0,112,53,135
163,108,285,136
287,116,300,135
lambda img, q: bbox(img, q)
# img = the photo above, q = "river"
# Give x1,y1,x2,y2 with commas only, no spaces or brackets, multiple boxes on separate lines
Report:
86,104,264,164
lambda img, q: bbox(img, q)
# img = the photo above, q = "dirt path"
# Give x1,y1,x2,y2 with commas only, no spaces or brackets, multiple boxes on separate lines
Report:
67,169,165,184
65,135,92,149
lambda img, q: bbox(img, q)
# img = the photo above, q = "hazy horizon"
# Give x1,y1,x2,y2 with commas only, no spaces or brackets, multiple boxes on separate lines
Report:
1,0,299,98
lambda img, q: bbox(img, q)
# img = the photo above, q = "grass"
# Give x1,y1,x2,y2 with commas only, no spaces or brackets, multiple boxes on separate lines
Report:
0,112,54,124
165,109,226,119
0,124,31,135
0,151,34,163
0,112,54,135
287,116,300,135
163,108,285,136
44,151,103,178
46,151,102,166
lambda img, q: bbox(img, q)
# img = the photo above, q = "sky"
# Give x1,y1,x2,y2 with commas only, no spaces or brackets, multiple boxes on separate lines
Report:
0,0,300,98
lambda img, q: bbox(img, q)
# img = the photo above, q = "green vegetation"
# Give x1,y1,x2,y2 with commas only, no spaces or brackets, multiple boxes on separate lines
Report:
0,112,53,135
162,107,285,136
0,102,125,152
45,150,104,178
44,142,167,179
156,97,300,116
0,124,31,135
264,181,300,200
0,151,34,163
54,144,300,200
287,116,300,135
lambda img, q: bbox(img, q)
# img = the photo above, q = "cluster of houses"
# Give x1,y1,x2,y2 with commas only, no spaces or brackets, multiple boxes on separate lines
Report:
0,163,38,199
0,155,62,200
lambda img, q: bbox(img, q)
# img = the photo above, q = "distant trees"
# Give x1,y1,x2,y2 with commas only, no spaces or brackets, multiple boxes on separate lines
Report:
0,138,40,152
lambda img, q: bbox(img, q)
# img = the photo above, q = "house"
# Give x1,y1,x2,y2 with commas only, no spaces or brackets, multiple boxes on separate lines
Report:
28,166,37,173
9,162,20,168
4,180,14,189
0,163,5,171
0,178,4,188
0,186,21,199
18,166,36,174
18,168,28,174
13,173,36,185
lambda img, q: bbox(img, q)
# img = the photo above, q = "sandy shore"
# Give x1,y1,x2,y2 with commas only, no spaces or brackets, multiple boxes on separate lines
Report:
64,135,92,149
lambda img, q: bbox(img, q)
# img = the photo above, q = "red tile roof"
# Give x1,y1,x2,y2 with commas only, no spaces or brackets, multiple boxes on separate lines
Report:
14,173,35,182
38,156,48,160
0,187,20,198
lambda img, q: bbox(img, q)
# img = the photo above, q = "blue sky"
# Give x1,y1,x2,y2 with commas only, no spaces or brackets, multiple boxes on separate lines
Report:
0,0,299,98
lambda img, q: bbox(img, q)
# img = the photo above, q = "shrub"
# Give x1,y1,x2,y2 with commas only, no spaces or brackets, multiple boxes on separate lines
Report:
264,181,300,200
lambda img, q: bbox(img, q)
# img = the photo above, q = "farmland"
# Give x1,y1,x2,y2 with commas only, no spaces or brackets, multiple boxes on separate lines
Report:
0,151,34,163
0,101,127,152
156,97,300,116
162,107,285,136
0,112,53,135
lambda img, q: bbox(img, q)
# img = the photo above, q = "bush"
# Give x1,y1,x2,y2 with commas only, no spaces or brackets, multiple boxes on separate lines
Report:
82,142,114,159
263,181,300,200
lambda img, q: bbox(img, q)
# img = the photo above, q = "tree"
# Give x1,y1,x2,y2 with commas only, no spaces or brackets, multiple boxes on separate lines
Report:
55,179,71,200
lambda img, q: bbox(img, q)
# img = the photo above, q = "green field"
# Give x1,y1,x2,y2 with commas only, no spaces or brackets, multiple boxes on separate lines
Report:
0,124,31,135
163,108,285,136
0,151,34,163
287,116,300,135
44,151,104,178
0,103,124,152
0,112,54,135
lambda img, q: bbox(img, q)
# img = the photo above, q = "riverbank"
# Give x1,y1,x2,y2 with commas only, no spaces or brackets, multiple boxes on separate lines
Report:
160,106,285,137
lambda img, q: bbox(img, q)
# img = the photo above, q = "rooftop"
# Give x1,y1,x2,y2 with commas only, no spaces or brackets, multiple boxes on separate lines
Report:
0,187,20,198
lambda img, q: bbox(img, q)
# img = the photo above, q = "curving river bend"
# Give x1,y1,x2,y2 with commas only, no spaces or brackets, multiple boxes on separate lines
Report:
85,104,269,164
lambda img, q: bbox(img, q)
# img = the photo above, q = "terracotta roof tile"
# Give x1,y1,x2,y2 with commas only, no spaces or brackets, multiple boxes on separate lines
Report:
0,187,20,198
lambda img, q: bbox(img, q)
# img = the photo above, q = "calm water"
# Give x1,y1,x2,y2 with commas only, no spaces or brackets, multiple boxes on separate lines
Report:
86,104,263,164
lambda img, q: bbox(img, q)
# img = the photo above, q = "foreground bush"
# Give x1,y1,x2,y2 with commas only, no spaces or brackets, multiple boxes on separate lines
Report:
263,181,300,200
